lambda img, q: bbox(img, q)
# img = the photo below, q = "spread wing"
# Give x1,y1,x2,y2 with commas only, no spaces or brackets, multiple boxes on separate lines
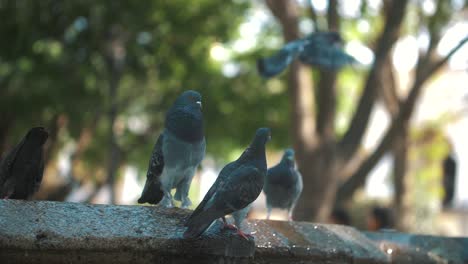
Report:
138,133,165,204
184,164,264,238
257,39,307,78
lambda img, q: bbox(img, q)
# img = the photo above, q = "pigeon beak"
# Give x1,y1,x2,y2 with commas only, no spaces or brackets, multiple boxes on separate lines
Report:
196,101,202,109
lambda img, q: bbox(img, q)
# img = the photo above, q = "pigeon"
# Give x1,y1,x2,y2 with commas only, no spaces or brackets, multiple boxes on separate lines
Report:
0,127,48,200
257,39,308,78
138,90,205,208
257,31,356,78
298,32,356,69
184,128,271,239
264,148,303,221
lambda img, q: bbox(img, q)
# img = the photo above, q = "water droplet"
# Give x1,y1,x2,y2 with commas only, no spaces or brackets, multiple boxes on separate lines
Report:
273,233,276,236
313,225,318,229
306,247,310,251
292,245,296,248
386,248,393,255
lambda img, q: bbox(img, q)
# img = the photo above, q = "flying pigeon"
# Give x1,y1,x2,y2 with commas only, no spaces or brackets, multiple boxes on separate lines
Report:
0,127,48,200
264,148,303,221
257,31,356,78
138,90,205,208
184,128,271,239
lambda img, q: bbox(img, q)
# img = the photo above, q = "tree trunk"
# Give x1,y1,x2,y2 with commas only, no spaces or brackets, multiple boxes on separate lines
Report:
392,122,411,231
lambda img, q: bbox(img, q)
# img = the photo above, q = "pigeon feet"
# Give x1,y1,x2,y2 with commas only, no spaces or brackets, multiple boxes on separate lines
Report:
222,223,238,231
160,196,174,208
181,197,192,209
236,229,254,240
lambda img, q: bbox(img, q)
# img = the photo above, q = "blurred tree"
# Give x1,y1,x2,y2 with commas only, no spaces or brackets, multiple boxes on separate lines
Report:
264,0,468,222
1,0,276,201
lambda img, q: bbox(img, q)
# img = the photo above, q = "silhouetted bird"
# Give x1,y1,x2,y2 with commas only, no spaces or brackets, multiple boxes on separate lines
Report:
264,148,303,221
257,32,355,78
184,128,271,239
442,154,456,208
138,90,205,208
0,127,48,200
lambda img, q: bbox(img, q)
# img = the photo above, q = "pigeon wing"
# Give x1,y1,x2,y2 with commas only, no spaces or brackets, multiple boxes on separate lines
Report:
185,160,238,225
33,156,45,194
0,137,26,191
257,39,307,78
184,165,264,238
138,133,165,204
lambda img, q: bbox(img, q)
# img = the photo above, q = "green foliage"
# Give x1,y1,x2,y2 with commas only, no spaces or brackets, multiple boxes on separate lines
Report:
0,0,299,186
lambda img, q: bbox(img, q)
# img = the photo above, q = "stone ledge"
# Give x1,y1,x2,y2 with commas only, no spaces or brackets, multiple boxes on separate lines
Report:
0,200,466,264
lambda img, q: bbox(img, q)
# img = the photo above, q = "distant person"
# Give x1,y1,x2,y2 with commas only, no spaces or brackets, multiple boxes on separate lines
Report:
329,207,351,226
442,153,456,208
367,206,395,231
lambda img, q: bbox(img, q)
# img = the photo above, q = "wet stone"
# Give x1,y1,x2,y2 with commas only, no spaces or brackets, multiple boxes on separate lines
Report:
1,200,467,264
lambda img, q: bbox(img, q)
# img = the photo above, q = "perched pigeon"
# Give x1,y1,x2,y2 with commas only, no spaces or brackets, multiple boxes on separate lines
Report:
184,128,271,239
257,31,356,78
264,148,303,221
138,90,205,208
0,127,48,200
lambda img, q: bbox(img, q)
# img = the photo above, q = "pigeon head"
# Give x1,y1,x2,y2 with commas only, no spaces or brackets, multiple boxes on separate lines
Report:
251,127,271,147
25,127,49,146
284,148,295,160
173,90,202,110
281,148,295,165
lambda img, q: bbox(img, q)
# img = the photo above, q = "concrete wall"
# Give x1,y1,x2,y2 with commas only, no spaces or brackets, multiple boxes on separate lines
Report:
0,200,466,263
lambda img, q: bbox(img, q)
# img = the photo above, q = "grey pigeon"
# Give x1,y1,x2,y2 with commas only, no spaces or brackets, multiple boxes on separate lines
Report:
184,128,271,239
0,127,48,200
257,31,356,78
264,148,303,221
138,90,205,208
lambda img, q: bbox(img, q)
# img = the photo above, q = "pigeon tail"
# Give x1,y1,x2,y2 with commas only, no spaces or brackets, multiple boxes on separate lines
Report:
183,208,219,238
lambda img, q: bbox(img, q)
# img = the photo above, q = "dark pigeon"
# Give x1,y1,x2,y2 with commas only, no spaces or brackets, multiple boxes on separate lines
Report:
138,90,205,208
264,148,303,221
257,39,308,78
184,128,271,239
0,127,48,200
257,31,356,78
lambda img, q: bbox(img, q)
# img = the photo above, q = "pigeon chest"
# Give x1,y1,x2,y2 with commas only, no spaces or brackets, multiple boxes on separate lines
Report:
161,136,205,188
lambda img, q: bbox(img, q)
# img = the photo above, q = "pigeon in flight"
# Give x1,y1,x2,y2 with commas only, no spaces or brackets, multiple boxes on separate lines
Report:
264,148,303,221
184,128,271,239
0,127,48,200
257,31,356,78
138,90,205,208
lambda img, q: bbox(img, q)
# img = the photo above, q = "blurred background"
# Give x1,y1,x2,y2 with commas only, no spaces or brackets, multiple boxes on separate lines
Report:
1,0,467,236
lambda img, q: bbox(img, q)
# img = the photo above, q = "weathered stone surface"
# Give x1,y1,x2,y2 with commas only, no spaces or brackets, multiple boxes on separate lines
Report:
365,231,468,264
1,200,467,264
0,200,254,264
